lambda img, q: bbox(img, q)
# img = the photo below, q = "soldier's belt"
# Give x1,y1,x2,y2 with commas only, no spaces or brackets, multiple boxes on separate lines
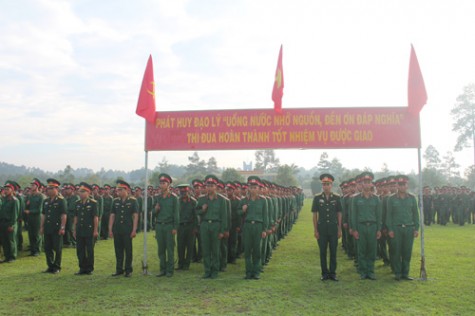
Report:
245,220,262,224
397,224,414,227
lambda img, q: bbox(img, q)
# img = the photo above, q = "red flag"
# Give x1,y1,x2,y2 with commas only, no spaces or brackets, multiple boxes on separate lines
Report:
408,44,427,115
136,55,156,123
272,45,284,113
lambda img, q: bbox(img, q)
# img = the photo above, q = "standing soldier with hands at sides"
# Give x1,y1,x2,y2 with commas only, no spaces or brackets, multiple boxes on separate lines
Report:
109,180,138,277
24,178,45,257
196,175,227,279
312,174,342,281
154,174,179,278
239,176,268,280
176,184,197,271
386,175,419,281
350,172,382,280
40,179,67,274
0,181,20,263
73,182,98,275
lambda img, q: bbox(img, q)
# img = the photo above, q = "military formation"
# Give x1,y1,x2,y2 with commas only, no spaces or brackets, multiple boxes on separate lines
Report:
0,175,304,281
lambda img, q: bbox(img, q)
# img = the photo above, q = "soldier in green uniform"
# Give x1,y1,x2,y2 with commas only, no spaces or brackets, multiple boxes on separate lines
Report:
0,181,20,263
40,179,67,273
225,182,241,264
191,179,204,263
217,180,230,272
378,178,391,267
312,174,342,281
101,184,113,239
154,174,179,277
72,182,98,275
92,185,103,239
109,180,138,277
350,172,382,280
176,184,197,270
196,175,227,279
238,176,268,280
386,175,419,281
24,178,45,256
133,186,144,233
422,186,434,226
62,183,79,247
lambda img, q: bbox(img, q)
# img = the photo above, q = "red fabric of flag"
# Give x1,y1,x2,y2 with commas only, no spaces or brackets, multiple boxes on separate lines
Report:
136,55,156,123
272,45,284,113
408,44,427,115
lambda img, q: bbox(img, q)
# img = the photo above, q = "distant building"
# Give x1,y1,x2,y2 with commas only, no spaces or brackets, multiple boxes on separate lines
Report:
242,161,253,171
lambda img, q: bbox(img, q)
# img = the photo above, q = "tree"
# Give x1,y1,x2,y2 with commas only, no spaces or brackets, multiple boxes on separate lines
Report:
422,167,445,188
58,165,75,184
158,157,170,173
317,152,331,172
423,145,441,169
206,157,219,174
221,168,244,183
186,152,206,175
451,83,475,165
464,165,475,189
255,150,280,171
441,151,460,180
275,164,298,187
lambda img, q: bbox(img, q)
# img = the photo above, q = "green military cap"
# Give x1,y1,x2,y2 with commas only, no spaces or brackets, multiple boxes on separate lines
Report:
320,173,334,183
192,179,204,187
360,171,374,181
386,176,396,184
103,184,112,189
134,186,142,191
79,182,93,193
348,178,356,185
225,182,236,190
395,175,409,183
233,181,242,188
10,181,21,191
177,184,191,191
217,179,225,189
247,176,263,187
3,180,16,190
116,179,131,190
204,175,219,185
340,181,348,188
46,178,61,188
31,178,42,188
158,173,172,184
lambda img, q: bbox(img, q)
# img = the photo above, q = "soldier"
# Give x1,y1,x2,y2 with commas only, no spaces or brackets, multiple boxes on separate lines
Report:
154,174,179,277
386,175,419,281
133,186,144,233
196,175,227,279
378,178,391,267
24,178,45,256
109,180,138,277
62,183,78,248
92,185,103,239
312,174,342,281
40,179,67,273
350,172,382,280
217,180,230,272
72,182,98,275
176,184,197,270
0,181,20,263
191,179,204,263
225,182,241,264
101,184,113,239
238,176,268,280
422,186,434,226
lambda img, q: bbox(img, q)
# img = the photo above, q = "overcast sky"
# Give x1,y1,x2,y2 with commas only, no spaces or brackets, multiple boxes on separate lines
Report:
1,0,475,175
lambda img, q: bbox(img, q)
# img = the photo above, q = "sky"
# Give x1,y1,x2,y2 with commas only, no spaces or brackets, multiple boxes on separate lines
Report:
1,0,475,175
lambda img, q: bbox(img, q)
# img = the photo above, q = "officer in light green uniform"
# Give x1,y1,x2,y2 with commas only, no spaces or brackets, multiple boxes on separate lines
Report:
10,181,24,252
238,176,269,280
154,174,179,277
72,182,98,275
0,181,20,263
350,172,382,280
41,179,67,273
109,180,138,277
386,175,419,281
312,174,342,281
25,178,45,256
176,184,197,270
196,175,227,279
101,184,113,239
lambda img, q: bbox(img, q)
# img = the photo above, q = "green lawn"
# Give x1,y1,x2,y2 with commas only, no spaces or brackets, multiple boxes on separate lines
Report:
2,199,475,315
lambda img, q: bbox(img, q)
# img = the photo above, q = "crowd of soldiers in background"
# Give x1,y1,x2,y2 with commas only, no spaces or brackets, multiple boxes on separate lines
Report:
0,176,304,281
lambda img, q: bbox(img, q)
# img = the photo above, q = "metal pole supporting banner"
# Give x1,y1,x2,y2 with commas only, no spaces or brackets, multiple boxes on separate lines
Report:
418,120,427,280
142,120,149,274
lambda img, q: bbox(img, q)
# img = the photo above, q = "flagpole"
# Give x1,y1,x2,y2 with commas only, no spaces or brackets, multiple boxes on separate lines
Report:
417,115,427,280
143,121,149,275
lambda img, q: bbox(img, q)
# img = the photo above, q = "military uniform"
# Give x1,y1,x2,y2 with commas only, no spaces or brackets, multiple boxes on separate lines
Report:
110,180,138,276
176,185,197,270
25,185,45,256
101,189,113,239
312,174,342,281
64,185,79,247
0,182,20,262
386,175,419,280
74,183,98,275
42,179,67,273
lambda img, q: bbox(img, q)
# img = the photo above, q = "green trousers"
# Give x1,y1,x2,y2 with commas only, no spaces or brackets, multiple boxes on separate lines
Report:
177,222,194,269
391,226,415,278
113,233,133,274
27,214,42,254
243,222,263,277
356,223,378,277
156,223,175,274
200,221,220,277
0,223,17,261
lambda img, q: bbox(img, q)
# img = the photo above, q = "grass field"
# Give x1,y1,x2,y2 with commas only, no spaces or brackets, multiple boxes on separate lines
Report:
2,199,475,315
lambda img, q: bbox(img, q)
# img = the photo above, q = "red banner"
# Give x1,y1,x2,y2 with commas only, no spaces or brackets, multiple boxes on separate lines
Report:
145,107,420,151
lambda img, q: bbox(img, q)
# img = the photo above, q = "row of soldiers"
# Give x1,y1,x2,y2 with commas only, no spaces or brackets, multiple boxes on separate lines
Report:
422,185,475,226
338,173,420,281
0,175,304,280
